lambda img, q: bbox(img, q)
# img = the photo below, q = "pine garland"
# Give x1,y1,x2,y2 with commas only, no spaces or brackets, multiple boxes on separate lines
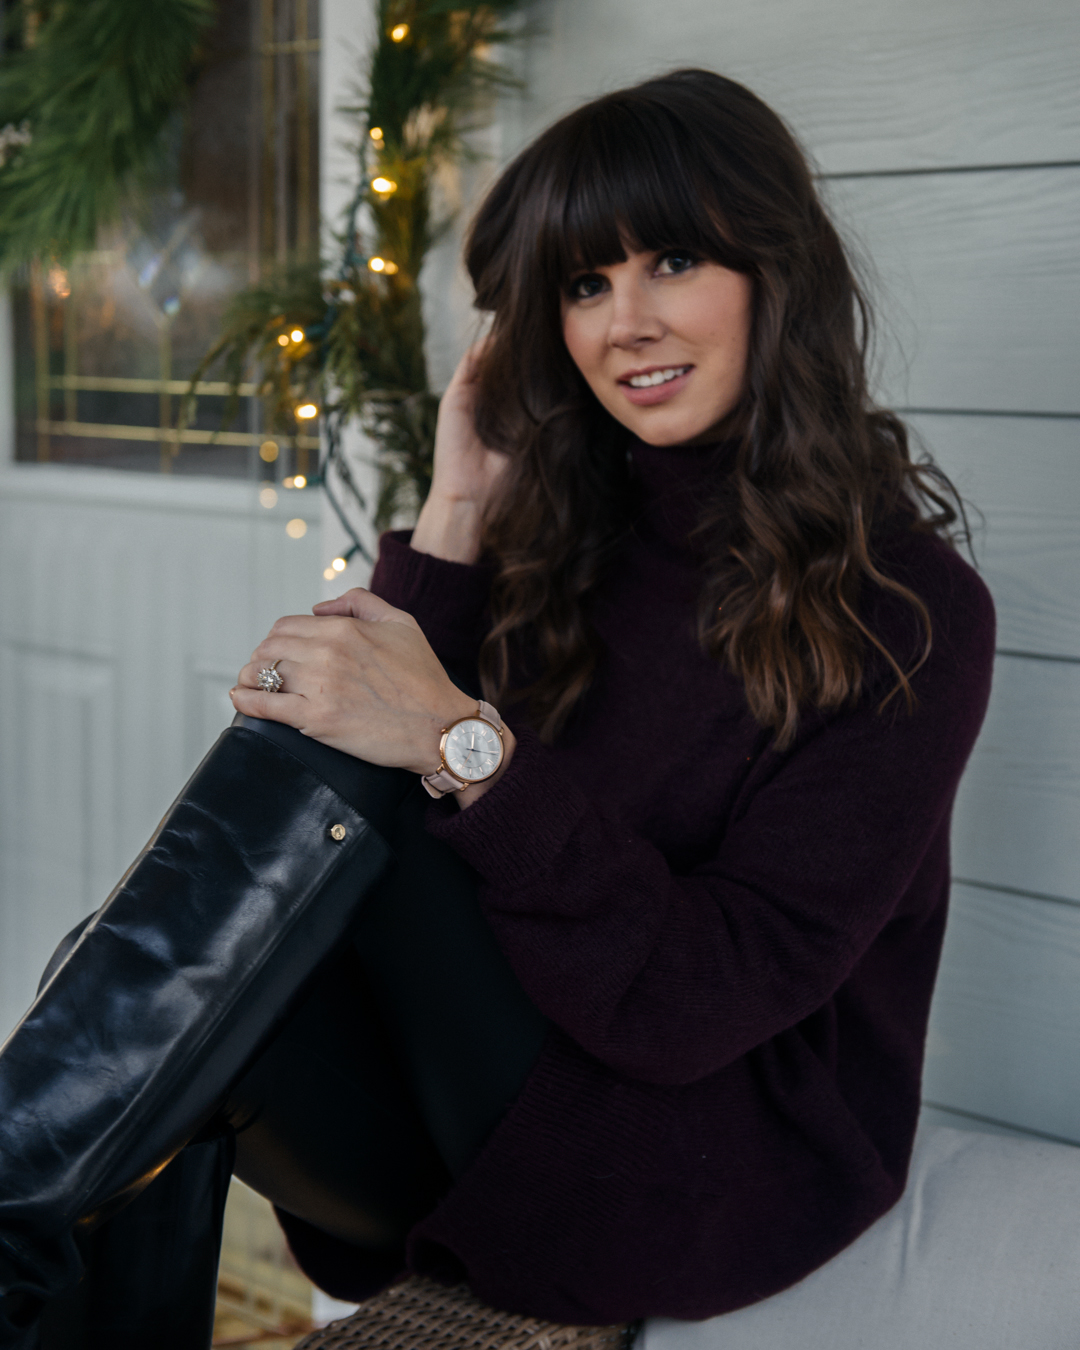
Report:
185,0,525,559
0,0,213,272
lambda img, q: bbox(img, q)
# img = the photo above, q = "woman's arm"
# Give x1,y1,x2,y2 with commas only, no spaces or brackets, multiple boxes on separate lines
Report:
428,553,996,1084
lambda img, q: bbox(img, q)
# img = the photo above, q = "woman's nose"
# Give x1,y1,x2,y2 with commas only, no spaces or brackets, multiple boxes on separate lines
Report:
606,280,664,349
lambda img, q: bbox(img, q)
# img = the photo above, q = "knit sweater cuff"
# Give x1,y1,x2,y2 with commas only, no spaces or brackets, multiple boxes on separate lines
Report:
369,530,493,664
428,727,589,897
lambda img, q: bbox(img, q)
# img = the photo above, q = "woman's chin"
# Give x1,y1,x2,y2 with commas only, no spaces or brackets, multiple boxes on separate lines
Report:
620,411,733,448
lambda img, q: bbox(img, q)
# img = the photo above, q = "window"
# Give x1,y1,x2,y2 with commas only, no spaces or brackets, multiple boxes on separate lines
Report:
11,0,319,480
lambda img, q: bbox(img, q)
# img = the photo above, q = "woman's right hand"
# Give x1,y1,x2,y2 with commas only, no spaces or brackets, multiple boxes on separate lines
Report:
411,341,510,565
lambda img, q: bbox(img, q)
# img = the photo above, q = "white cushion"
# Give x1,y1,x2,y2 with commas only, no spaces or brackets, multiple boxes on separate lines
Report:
640,1123,1080,1350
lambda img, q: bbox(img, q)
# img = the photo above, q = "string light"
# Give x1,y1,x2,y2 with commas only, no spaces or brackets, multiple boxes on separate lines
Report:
293,474,307,488
371,176,397,195
368,257,402,275
290,328,304,342
259,440,279,462
259,486,278,508
296,403,318,420
323,544,362,580
390,23,409,41
369,127,384,142
276,334,289,346
286,518,308,539
49,265,71,299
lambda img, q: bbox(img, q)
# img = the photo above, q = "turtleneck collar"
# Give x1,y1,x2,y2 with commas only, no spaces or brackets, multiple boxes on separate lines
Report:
628,436,737,556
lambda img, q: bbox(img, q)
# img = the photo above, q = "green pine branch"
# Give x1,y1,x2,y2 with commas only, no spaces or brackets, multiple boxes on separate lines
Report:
189,0,526,530
0,0,214,272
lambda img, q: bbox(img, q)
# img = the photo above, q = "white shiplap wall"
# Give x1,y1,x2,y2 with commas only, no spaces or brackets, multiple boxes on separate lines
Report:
418,0,1080,1145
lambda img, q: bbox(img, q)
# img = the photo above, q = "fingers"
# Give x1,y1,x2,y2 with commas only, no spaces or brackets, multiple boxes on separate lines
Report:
311,588,415,625
229,684,309,727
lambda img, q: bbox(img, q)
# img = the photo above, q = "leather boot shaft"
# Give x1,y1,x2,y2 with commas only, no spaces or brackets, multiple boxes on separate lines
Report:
0,726,394,1342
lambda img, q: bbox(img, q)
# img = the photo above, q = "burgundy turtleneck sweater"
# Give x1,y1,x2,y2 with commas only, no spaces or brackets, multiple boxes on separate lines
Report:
292,439,994,1324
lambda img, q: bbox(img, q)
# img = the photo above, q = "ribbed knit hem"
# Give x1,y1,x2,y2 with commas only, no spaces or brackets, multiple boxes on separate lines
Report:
427,727,591,897
371,531,493,664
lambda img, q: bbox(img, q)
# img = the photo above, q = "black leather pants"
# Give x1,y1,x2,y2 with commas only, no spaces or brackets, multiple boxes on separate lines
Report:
23,716,548,1348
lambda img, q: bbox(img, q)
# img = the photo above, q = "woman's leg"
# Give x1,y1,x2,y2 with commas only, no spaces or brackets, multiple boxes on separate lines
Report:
0,720,406,1346
232,713,551,1182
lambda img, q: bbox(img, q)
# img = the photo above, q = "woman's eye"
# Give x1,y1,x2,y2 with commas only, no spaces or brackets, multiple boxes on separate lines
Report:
656,251,697,275
568,273,606,300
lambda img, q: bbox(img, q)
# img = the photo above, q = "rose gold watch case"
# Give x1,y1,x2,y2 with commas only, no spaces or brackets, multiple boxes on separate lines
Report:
436,714,505,788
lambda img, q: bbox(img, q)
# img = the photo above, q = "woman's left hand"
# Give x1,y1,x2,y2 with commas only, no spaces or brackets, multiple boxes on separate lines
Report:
230,588,478,775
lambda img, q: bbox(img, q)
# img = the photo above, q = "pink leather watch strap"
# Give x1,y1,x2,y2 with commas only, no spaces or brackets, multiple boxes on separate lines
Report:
421,702,503,799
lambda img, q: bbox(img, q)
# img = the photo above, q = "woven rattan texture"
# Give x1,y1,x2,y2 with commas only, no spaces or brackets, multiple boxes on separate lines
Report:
295,1275,638,1350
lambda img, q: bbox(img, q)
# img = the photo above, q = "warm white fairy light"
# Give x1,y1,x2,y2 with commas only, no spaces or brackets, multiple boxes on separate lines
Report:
293,474,307,489
332,556,347,572
323,566,337,580
259,440,279,462
259,486,278,509
277,334,289,347
296,403,318,420
286,518,308,539
390,23,409,41
371,176,397,195
290,328,304,342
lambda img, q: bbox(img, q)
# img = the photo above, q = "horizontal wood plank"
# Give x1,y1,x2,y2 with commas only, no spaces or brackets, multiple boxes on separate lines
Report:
951,655,1080,903
825,167,1080,414
908,414,1080,658
509,0,1080,174
925,882,1080,1143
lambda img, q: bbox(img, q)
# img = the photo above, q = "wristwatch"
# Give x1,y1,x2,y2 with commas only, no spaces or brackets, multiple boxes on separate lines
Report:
421,700,505,799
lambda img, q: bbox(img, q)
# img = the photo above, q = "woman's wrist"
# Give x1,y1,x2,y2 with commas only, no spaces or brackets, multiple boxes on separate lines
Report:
456,726,516,810
411,495,484,565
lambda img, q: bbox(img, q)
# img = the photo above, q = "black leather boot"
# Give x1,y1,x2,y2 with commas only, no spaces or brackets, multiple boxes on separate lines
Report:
0,723,400,1347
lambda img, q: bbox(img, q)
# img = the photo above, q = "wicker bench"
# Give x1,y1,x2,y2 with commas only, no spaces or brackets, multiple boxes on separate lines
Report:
295,1275,636,1350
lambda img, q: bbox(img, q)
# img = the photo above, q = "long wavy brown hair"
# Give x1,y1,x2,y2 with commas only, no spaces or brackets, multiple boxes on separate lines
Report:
465,69,960,748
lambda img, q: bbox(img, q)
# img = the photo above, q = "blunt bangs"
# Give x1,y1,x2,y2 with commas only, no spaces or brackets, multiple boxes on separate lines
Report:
535,94,749,287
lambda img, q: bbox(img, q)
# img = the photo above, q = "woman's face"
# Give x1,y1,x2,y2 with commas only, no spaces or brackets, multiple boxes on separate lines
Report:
560,246,753,446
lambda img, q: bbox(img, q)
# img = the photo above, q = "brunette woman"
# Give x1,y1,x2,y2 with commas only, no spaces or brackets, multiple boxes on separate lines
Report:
0,68,993,1348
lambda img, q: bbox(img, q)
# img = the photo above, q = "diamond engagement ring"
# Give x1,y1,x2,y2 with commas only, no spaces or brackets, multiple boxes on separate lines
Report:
256,660,284,693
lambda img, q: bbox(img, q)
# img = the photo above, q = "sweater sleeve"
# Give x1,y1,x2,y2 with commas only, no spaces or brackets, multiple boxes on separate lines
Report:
429,546,996,1086
368,529,493,668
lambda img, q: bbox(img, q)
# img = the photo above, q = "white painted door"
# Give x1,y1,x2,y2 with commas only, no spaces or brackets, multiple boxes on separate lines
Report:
0,462,323,1039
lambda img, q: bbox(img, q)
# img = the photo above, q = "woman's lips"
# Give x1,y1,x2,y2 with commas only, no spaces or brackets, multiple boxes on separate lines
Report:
618,366,693,406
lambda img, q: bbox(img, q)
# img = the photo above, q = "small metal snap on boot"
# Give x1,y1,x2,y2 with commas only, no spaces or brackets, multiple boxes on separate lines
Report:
329,824,347,841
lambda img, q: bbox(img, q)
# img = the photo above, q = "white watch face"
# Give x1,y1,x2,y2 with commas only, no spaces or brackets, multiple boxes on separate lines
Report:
443,718,503,783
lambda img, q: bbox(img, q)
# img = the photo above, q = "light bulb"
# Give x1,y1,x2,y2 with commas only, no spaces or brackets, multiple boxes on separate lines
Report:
295,403,318,420
290,328,304,342
368,256,386,273
286,518,308,539
332,556,347,573
323,566,337,580
277,334,289,347
371,177,397,195
293,474,307,489
369,127,384,141
259,440,279,462
259,486,278,509
390,23,409,41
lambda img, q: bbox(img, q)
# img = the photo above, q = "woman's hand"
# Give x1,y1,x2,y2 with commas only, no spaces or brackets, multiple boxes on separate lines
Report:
411,340,510,565
229,588,514,804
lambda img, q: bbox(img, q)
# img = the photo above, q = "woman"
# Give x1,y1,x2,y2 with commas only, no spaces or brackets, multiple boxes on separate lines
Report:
0,69,993,1346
